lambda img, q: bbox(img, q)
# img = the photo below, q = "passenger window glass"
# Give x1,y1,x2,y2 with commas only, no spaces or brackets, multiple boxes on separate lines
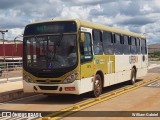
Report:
141,39,147,54
137,38,141,54
93,30,103,55
115,34,121,44
141,39,146,47
80,32,93,63
123,35,130,54
131,37,136,45
131,37,137,54
102,31,113,54
114,34,122,54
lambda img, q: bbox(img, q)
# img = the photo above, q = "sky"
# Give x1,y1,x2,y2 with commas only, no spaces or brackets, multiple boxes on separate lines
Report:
0,0,160,44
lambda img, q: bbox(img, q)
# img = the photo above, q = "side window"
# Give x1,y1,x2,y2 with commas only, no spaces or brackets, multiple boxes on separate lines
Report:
131,37,136,45
102,31,113,54
141,39,147,54
123,35,130,54
80,32,93,63
92,30,103,55
114,34,123,54
137,38,141,54
131,37,137,54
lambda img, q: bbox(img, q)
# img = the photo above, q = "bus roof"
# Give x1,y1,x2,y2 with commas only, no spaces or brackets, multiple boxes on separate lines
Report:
27,19,146,39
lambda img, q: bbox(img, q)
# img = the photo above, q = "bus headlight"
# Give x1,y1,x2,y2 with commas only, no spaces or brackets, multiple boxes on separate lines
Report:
63,72,79,83
23,74,34,83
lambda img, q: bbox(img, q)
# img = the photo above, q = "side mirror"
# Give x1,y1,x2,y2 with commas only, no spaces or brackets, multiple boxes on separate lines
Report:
80,33,85,42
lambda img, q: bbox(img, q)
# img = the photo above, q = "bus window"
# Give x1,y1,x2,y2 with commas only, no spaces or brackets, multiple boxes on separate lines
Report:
114,34,123,54
102,31,113,54
131,37,136,45
123,35,130,54
141,39,147,54
131,37,137,54
137,38,141,54
80,32,93,63
115,34,121,44
92,30,103,55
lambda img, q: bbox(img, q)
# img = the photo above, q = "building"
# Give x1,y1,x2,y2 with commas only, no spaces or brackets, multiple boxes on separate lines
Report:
148,44,160,54
0,40,22,62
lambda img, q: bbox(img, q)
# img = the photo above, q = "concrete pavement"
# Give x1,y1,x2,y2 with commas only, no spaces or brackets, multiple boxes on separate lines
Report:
0,70,22,79
0,63,159,102
0,70,34,102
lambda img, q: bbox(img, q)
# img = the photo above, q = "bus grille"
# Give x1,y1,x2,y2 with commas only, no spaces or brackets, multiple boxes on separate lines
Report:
31,72,66,78
36,80,61,84
38,86,58,90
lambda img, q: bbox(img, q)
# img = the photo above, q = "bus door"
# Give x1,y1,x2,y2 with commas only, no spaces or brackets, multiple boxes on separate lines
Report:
80,27,94,93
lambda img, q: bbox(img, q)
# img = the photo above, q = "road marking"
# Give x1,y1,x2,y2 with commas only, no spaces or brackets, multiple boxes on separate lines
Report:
5,94,41,103
36,77,160,120
145,81,160,88
148,64,160,69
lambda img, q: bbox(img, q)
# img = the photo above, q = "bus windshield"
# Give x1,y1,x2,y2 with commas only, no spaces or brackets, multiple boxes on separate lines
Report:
24,34,77,70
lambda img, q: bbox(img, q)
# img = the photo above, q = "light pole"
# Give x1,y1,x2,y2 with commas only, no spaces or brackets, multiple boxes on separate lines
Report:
13,34,23,56
0,30,8,62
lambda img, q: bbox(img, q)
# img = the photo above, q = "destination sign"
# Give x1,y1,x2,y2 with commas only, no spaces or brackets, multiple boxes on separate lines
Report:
24,21,77,35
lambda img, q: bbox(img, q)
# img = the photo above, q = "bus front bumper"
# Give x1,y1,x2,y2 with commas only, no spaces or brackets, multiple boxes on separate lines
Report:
23,80,81,95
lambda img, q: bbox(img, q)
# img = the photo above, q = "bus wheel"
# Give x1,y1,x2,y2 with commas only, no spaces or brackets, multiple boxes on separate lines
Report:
93,74,102,97
130,68,136,85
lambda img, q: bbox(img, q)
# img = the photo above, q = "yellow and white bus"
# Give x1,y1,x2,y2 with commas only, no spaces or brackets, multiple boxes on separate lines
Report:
23,19,148,97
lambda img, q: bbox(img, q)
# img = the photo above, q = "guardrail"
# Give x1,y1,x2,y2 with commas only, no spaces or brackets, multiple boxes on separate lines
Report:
0,62,22,71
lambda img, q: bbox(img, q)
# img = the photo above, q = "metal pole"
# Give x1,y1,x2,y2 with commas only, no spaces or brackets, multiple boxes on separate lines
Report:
6,62,8,82
0,30,8,62
14,34,23,57
2,33,5,62
0,30,8,82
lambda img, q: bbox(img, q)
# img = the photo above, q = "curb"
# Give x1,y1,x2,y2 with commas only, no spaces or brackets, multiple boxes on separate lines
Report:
0,89,35,102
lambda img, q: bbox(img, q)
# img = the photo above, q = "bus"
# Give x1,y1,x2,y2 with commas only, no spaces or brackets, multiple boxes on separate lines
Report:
23,19,148,97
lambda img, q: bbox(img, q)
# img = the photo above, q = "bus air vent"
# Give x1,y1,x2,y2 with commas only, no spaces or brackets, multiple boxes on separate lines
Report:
38,86,58,90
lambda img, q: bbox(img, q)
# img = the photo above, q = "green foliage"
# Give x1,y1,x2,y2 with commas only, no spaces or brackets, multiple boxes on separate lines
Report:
149,52,160,61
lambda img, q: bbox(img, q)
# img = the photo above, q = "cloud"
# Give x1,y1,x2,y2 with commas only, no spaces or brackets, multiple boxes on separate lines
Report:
117,16,155,26
7,28,24,40
0,0,159,44
61,0,110,6
0,0,24,9
0,0,62,29
58,6,90,19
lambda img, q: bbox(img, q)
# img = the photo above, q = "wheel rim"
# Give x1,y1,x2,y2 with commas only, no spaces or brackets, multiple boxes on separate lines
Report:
131,70,136,84
94,79,101,97
132,76,135,83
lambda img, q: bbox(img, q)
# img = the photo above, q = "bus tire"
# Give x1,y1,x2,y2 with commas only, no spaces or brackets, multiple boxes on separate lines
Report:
130,68,136,85
93,74,102,97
